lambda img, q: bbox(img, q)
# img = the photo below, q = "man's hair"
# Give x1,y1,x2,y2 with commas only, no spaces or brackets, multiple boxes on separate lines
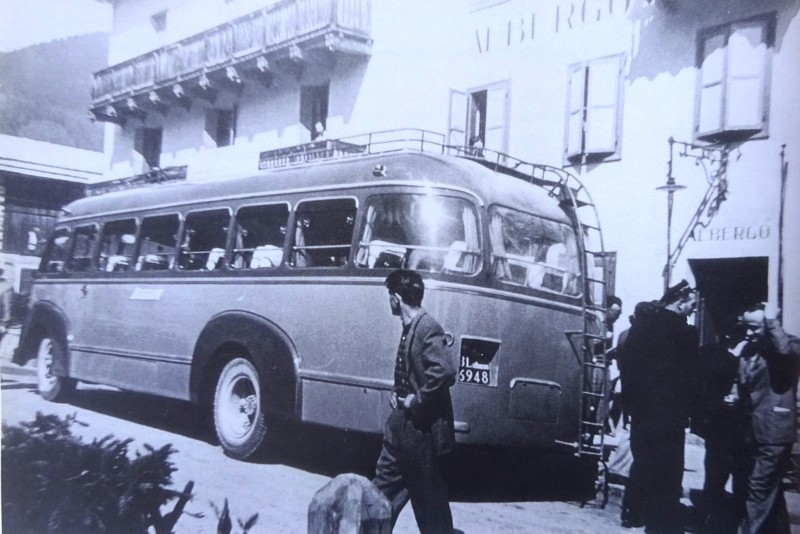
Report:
606,295,622,308
659,279,695,305
385,269,424,307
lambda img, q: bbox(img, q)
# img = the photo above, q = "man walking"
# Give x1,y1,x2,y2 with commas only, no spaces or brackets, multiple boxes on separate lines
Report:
736,303,800,534
373,269,456,533
620,280,698,532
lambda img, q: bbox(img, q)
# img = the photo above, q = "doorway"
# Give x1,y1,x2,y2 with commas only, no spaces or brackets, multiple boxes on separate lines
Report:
689,256,768,345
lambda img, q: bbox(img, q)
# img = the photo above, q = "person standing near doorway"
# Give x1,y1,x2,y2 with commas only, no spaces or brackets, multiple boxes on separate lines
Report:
736,303,800,534
373,269,456,533
619,280,699,532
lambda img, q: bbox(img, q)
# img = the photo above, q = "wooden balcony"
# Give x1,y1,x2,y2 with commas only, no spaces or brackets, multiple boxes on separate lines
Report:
91,0,371,123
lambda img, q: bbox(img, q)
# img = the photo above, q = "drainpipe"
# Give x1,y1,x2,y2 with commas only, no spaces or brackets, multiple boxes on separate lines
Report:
778,145,788,320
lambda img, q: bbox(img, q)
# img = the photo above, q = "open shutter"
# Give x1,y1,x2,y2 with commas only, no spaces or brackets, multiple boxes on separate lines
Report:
565,65,586,159
484,86,508,154
725,22,767,131
447,89,468,148
697,32,726,137
585,56,622,154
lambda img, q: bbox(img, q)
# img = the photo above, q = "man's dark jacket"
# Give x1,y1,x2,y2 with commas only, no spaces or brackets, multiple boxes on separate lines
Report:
620,301,698,426
404,309,456,455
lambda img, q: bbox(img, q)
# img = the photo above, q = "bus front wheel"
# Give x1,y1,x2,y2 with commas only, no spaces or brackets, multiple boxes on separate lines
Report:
213,357,267,460
36,335,75,402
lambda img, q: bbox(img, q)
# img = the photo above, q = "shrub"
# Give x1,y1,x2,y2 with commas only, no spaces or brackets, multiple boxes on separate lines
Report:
2,413,193,533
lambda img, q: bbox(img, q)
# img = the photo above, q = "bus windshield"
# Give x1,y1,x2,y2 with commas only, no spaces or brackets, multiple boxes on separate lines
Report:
489,205,582,296
356,193,480,274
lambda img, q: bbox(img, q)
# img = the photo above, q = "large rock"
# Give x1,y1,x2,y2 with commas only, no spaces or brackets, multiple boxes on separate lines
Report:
308,474,391,534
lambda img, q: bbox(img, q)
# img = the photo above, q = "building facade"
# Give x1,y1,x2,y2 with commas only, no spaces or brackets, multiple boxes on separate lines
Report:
92,0,800,336
0,139,104,295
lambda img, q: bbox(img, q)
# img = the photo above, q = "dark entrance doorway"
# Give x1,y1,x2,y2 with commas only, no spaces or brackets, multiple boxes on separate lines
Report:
689,256,768,344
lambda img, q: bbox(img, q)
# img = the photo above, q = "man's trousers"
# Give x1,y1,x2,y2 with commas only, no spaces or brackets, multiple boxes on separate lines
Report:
373,408,453,534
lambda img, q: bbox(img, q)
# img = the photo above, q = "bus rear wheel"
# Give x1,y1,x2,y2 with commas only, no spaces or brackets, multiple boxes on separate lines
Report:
213,357,267,460
36,335,75,402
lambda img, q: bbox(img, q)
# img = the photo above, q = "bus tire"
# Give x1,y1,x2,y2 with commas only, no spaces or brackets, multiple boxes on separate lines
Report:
36,335,75,402
213,357,267,460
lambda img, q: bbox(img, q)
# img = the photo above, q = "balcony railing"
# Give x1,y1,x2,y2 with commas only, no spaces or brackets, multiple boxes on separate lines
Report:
92,0,371,107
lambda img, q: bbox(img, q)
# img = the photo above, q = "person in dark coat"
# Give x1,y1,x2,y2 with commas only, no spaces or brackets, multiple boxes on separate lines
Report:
735,303,800,534
689,320,748,533
373,269,456,533
619,280,699,532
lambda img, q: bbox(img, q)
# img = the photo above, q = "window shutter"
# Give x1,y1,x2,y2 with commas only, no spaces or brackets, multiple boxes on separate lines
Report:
725,22,766,131
565,65,586,159
697,32,726,137
447,89,468,148
484,86,508,153
585,56,621,154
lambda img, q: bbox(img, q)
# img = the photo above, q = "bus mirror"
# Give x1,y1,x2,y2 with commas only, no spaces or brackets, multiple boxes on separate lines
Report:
443,332,455,347
121,234,136,245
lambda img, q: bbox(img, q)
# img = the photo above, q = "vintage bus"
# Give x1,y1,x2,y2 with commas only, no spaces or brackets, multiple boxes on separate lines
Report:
15,130,610,465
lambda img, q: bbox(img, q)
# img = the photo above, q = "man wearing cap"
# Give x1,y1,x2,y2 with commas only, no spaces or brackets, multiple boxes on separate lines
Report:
736,303,800,534
373,269,456,533
619,280,698,532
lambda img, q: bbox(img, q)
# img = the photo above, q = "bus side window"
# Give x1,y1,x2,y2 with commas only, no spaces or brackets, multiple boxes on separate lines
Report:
178,209,231,271
40,227,72,273
231,204,289,269
489,205,582,297
135,214,179,271
67,225,98,272
291,198,356,268
357,194,480,274
97,218,138,272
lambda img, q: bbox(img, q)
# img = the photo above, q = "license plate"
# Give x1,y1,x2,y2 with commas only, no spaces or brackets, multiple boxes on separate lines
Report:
459,354,492,386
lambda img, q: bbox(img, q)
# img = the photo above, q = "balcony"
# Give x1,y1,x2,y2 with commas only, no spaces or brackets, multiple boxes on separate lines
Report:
90,0,371,123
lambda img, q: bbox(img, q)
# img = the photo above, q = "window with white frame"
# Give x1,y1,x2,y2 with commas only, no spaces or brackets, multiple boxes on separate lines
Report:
564,54,624,164
696,16,773,142
447,81,509,156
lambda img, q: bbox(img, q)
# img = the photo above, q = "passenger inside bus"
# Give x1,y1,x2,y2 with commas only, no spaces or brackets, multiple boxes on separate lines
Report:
357,194,480,274
230,205,289,270
291,199,356,268
490,206,581,295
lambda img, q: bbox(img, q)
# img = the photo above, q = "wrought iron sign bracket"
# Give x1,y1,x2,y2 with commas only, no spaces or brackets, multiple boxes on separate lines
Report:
662,137,732,287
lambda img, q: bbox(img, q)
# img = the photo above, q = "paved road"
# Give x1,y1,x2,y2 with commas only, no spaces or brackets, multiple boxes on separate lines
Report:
2,354,799,533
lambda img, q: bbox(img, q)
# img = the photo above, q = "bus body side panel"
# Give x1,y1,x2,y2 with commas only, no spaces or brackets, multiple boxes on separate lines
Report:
424,283,584,449
31,275,584,451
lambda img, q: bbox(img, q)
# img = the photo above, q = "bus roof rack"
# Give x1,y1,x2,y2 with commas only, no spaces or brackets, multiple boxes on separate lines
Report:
257,128,574,191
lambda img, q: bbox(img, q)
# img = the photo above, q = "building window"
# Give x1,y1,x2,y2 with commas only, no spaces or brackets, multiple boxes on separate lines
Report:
564,54,624,164
447,81,509,155
695,16,773,143
205,108,236,147
300,84,329,141
134,127,162,171
151,10,167,33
